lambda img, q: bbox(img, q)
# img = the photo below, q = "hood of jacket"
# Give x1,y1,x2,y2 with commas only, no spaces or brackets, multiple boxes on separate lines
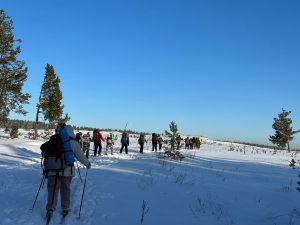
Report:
56,124,76,139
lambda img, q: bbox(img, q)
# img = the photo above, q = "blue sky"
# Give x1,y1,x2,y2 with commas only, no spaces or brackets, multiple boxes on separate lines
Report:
2,0,300,147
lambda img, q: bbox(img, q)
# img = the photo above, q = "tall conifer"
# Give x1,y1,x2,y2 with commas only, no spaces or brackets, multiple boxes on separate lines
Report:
269,109,299,151
0,9,30,123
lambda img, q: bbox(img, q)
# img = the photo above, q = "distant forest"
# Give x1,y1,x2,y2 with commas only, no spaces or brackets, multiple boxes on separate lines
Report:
1,119,145,135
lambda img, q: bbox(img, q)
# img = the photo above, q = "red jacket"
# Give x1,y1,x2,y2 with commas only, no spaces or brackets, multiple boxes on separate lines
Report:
93,130,105,142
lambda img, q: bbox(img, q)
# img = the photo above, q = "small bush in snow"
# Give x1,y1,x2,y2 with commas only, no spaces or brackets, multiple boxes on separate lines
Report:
289,158,296,168
164,147,184,160
4,126,10,133
228,144,235,151
10,125,18,139
27,130,36,139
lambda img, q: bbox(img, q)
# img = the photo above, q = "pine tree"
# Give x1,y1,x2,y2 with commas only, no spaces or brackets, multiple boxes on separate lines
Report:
35,64,68,137
269,109,299,151
164,121,184,160
9,123,18,139
0,9,31,124
165,121,179,150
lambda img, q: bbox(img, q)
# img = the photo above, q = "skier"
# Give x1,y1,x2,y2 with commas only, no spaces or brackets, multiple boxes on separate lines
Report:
176,135,182,150
138,133,147,153
82,132,92,158
152,133,158,152
158,135,163,151
120,132,129,154
75,132,83,149
185,137,190,149
93,129,105,156
197,135,203,148
105,133,114,155
40,124,91,221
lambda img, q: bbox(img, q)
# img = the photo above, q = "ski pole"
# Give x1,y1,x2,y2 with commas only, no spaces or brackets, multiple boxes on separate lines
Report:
30,173,46,211
124,122,128,131
78,169,88,219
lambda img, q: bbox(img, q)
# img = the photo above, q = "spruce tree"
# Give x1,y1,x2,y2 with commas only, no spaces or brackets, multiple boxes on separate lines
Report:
0,9,31,124
35,64,67,136
269,109,299,151
165,121,179,150
164,121,184,160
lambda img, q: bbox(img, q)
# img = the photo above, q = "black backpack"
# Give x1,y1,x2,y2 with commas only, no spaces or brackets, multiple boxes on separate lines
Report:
121,132,128,145
138,135,144,145
40,134,65,173
152,133,158,143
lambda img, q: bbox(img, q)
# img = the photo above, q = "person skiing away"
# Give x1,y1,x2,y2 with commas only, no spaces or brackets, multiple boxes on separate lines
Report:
75,132,83,149
138,133,146,154
40,124,91,221
93,128,105,156
198,135,203,148
158,135,163,151
82,132,92,158
105,133,114,155
152,133,158,152
120,132,129,154
112,132,118,144
185,137,190,149
176,135,182,150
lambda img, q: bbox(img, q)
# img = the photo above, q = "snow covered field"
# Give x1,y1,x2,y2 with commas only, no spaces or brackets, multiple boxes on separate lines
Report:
0,129,300,225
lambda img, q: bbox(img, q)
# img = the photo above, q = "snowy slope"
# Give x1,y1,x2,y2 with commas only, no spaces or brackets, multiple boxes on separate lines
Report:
0,129,300,225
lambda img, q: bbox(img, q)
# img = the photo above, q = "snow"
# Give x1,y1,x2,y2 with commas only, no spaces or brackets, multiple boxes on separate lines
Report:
0,128,300,225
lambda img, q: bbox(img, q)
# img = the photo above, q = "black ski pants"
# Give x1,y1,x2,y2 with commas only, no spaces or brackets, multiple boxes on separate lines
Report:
94,141,102,156
139,143,144,153
120,144,128,154
152,142,157,152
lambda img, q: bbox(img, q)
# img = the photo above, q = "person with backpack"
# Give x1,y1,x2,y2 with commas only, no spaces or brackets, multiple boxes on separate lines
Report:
120,132,129,154
40,124,91,220
158,135,163,151
152,133,158,152
75,132,83,149
185,137,190,149
138,133,146,154
82,132,92,158
176,135,182,150
105,133,114,155
93,128,105,156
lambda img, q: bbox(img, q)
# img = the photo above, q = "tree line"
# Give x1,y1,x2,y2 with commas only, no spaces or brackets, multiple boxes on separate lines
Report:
0,118,145,136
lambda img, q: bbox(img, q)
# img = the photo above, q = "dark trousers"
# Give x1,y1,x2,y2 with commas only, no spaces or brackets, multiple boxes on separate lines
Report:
152,142,157,151
46,175,72,211
140,143,144,153
120,144,128,154
83,144,90,158
94,141,102,156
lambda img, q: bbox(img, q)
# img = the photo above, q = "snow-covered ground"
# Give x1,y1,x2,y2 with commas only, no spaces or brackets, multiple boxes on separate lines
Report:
0,128,300,225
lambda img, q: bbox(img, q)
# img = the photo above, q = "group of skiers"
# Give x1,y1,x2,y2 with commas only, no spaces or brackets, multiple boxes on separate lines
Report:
74,130,163,156
39,123,203,223
184,136,203,149
74,129,117,157
74,130,203,156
